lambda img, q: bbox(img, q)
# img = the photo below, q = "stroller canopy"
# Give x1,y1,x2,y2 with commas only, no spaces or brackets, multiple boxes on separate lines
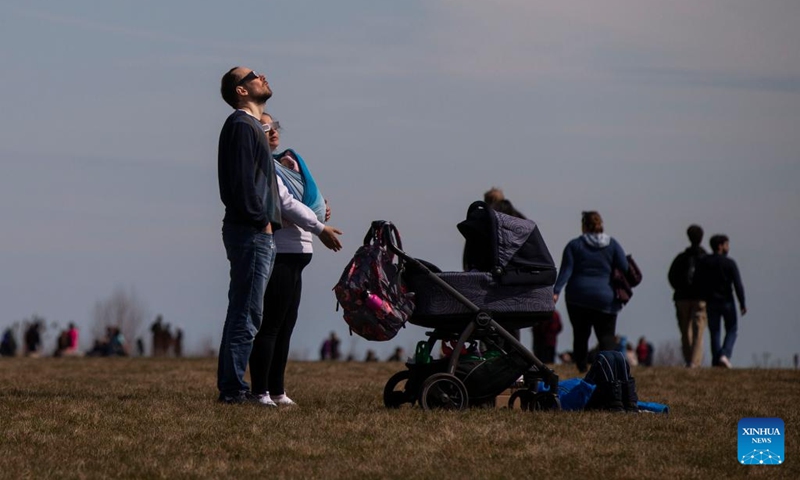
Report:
458,201,556,285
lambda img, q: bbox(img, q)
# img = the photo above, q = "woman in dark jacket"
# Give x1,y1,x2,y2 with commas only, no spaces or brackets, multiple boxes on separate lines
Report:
553,211,629,372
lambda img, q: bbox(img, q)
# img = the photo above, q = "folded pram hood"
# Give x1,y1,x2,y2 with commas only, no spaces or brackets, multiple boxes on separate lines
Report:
458,201,556,285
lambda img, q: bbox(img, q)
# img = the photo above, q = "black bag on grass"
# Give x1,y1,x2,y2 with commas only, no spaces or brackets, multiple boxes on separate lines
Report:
583,350,638,412
456,352,530,401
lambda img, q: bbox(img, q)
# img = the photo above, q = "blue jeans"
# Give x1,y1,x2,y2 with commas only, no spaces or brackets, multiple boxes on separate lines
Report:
218,224,275,397
707,301,737,366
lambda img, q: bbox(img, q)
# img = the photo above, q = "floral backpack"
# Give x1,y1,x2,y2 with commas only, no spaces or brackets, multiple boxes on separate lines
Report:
333,221,415,341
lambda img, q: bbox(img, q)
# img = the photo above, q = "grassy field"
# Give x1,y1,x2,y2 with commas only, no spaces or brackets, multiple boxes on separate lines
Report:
0,357,797,479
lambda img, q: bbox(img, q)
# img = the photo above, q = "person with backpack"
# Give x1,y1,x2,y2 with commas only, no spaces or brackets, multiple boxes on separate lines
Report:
668,224,708,368
553,211,630,373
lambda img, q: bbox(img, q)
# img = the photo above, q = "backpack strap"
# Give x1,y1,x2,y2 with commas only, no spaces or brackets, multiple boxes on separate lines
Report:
362,221,382,245
381,222,403,251
362,221,404,251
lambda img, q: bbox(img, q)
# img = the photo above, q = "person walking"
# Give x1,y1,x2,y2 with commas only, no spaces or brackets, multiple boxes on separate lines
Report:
697,234,746,368
668,224,708,368
248,112,342,407
553,211,630,373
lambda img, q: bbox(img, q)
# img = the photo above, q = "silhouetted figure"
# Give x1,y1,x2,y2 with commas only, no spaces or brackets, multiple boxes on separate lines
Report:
320,332,341,361
150,316,176,357
387,347,405,362
1,328,18,357
24,322,42,357
66,323,79,353
109,327,127,356
668,224,708,368
87,327,127,357
56,322,82,357
150,315,164,357
794,354,799,370
364,349,378,362
636,336,654,367
55,329,70,357
87,328,112,357
174,329,183,357
532,310,562,364
136,338,145,357
696,234,747,368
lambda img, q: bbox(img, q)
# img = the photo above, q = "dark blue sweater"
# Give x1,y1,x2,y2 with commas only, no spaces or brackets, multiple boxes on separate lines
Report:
554,235,629,314
218,110,282,231
697,253,746,308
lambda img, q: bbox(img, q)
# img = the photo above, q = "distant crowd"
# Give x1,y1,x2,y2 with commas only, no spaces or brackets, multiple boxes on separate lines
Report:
0,314,185,359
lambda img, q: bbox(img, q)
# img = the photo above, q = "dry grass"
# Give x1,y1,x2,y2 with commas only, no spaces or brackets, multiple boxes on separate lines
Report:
1,358,797,479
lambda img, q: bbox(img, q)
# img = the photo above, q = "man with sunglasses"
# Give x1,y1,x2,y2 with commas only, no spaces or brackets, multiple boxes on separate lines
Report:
216,67,343,405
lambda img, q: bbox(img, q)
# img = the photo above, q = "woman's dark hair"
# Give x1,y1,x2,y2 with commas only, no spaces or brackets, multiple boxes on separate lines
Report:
493,199,526,219
581,211,603,233
220,67,241,108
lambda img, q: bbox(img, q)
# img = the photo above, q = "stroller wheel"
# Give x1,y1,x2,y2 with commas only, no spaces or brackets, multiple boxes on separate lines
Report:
419,373,468,411
531,393,561,412
384,370,414,408
508,390,534,411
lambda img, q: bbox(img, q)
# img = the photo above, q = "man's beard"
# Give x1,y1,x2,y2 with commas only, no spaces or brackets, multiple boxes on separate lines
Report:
253,90,272,103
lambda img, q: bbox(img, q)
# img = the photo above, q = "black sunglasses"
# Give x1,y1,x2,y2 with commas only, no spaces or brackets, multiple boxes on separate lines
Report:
237,71,259,86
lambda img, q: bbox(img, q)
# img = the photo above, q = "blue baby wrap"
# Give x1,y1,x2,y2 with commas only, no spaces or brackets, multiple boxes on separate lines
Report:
273,148,326,223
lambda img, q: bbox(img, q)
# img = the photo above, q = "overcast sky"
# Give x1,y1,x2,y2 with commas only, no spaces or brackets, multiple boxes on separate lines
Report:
1,1,798,367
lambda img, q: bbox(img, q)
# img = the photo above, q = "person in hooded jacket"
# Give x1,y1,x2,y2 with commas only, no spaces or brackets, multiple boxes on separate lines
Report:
553,211,629,373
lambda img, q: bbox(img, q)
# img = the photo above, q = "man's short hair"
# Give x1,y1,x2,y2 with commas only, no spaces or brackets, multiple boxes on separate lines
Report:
709,234,729,252
220,67,241,108
687,224,704,246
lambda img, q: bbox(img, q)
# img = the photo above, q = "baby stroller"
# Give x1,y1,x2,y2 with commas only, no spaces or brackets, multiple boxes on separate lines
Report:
382,201,562,411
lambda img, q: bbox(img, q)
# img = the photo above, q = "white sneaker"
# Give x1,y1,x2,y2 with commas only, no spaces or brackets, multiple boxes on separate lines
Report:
719,355,732,369
255,393,277,407
270,393,297,406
